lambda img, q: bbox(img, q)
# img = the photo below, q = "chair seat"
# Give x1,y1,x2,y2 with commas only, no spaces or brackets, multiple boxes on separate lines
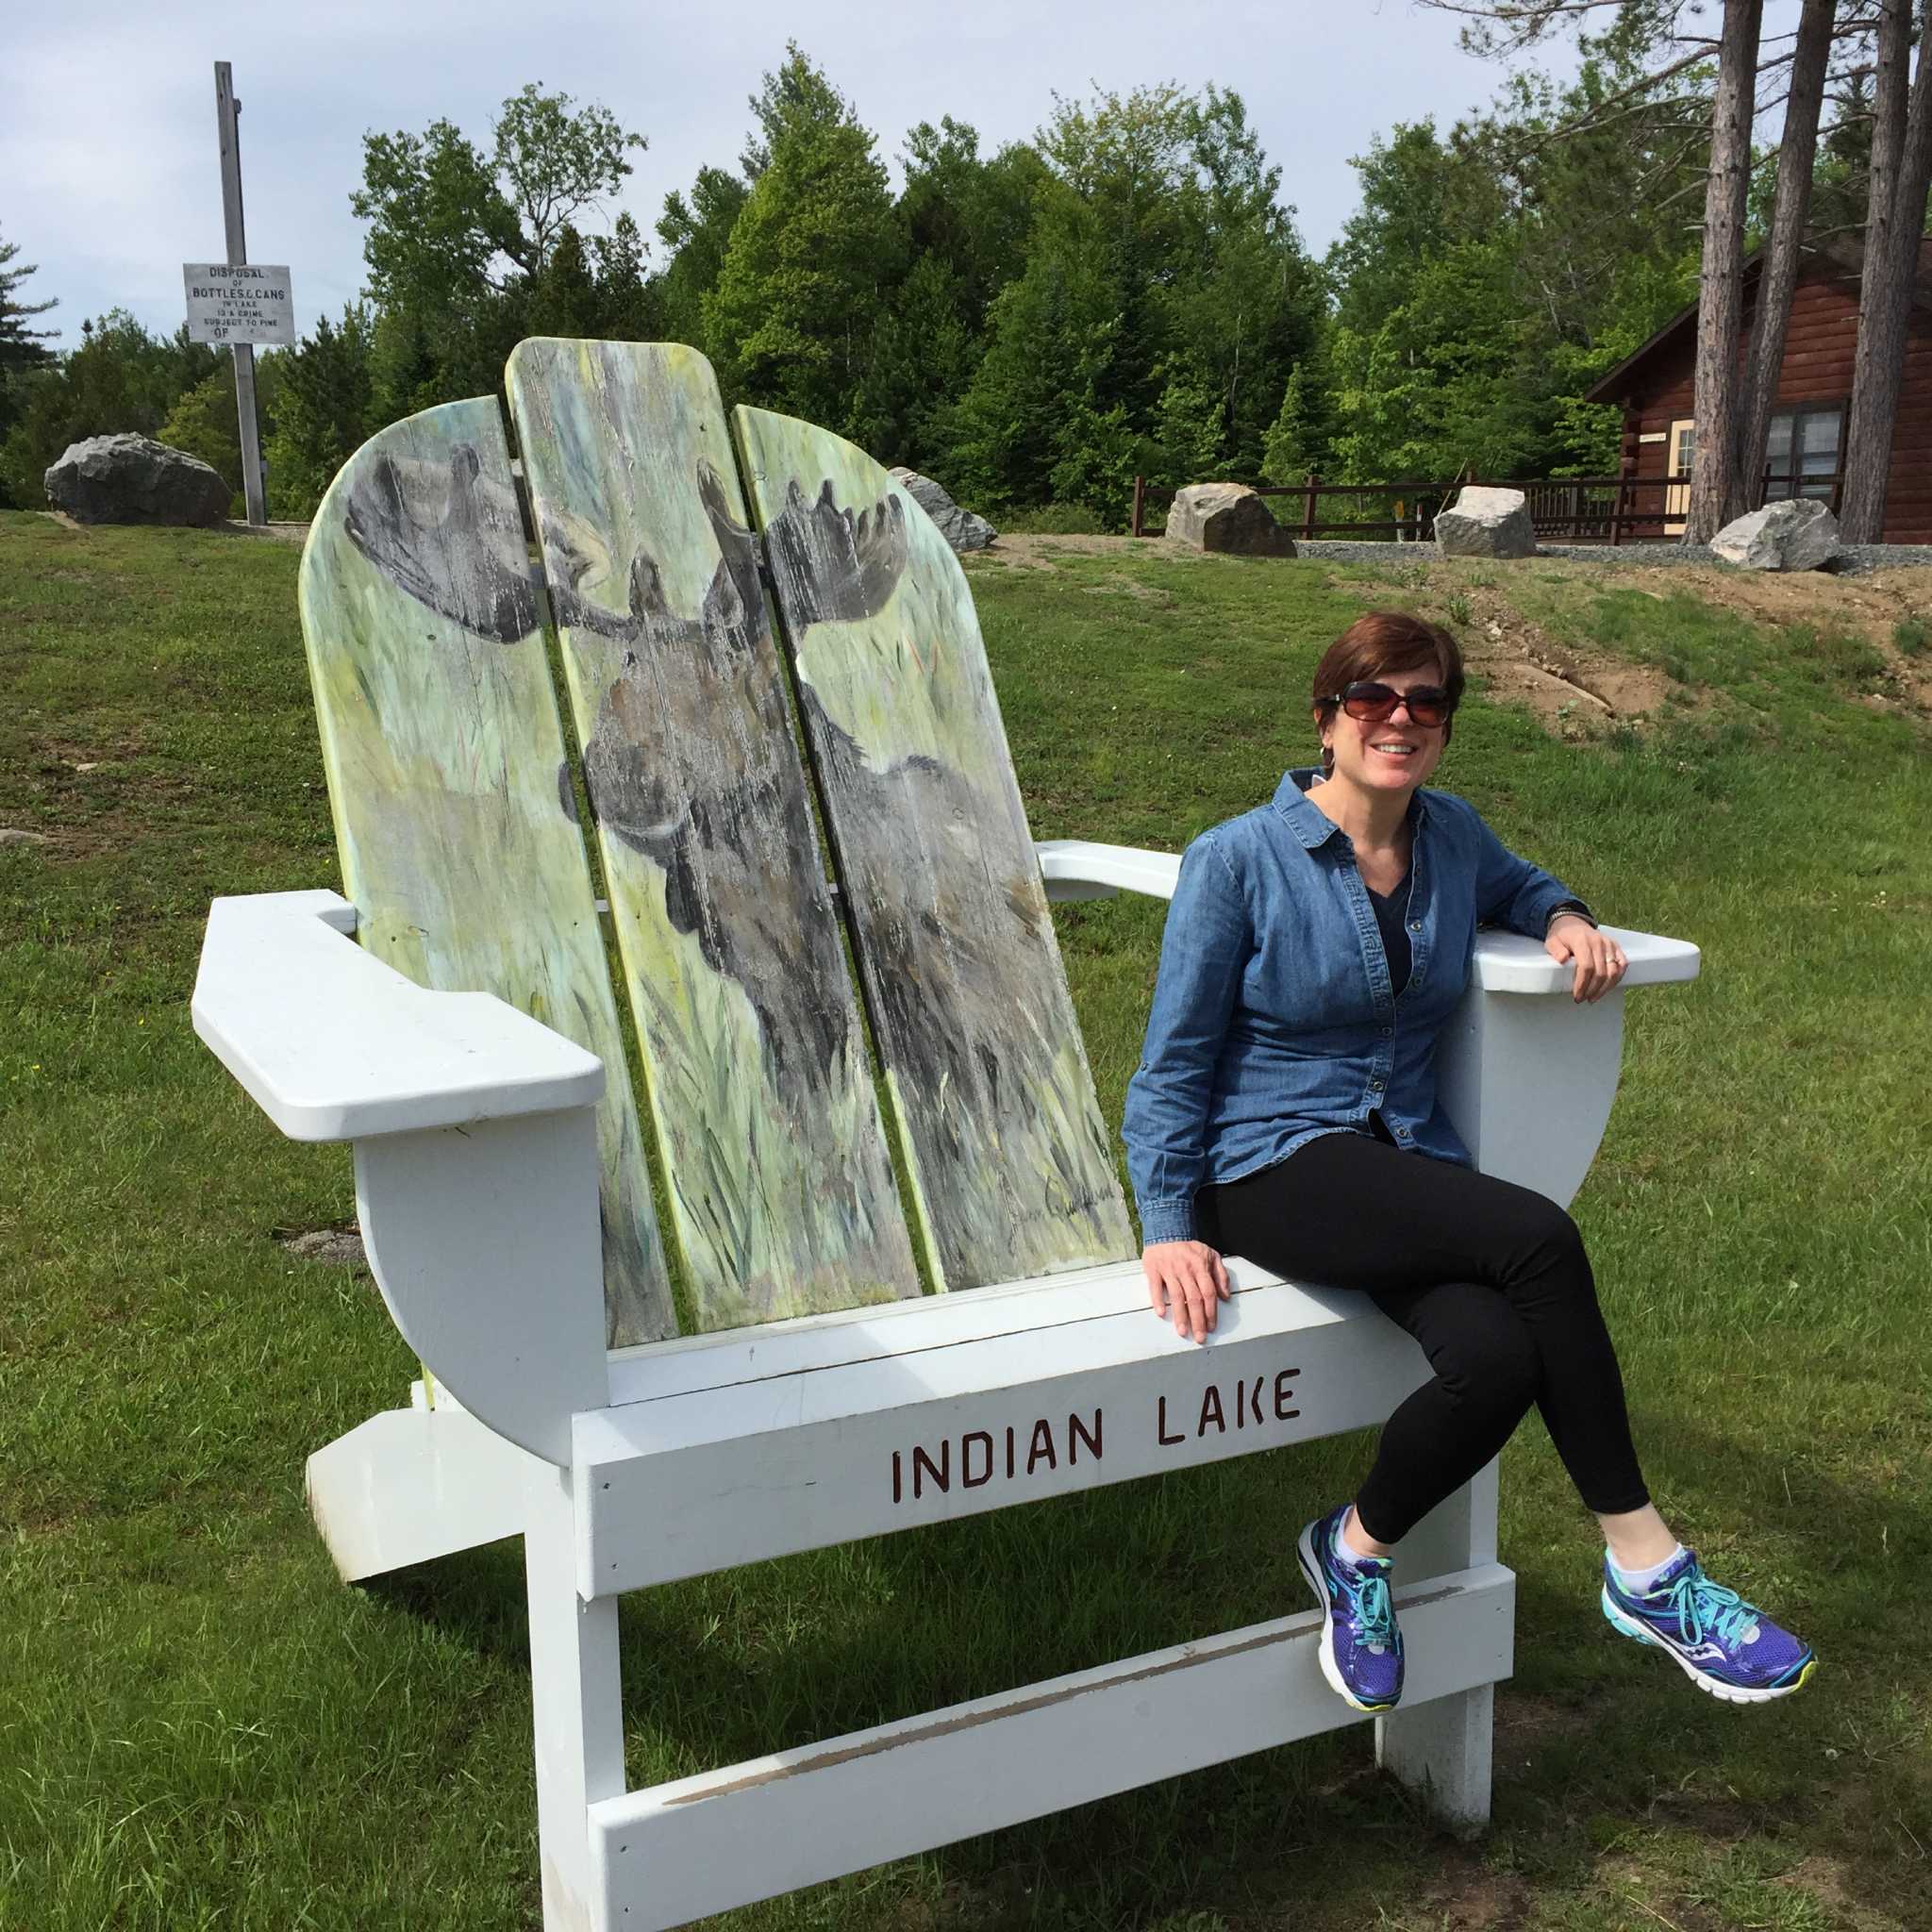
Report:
574,1258,1429,1595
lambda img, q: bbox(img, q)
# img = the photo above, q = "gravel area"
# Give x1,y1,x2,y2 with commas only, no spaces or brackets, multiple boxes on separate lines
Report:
1291,538,1932,574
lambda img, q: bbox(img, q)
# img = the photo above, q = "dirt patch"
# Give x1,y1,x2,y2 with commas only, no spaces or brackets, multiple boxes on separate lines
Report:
1424,580,1679,738
36,509,309,544
968,533,1158,569
218,518,310,544
1083,578,1179,608
1389,1854,1535,1930
275,1224,368,1270
1634,559,1932,641
1601,561,1932,711
1492,1687,1603,1757
3,743,204,862
1772,1855,1913,1932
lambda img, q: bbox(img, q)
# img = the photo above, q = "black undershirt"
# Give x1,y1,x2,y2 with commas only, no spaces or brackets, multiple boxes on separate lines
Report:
1368,868,1413,998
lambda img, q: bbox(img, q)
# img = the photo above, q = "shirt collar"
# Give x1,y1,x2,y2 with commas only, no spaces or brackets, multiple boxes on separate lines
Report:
1271,768,1433,849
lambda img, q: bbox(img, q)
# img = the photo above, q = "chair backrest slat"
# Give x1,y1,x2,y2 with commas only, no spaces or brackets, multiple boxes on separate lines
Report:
298,396,675,1346
731,405,1137,1290
507,341,921,1329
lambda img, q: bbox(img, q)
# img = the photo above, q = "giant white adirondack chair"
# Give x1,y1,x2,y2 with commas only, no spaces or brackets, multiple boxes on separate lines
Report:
192,340,1697,1932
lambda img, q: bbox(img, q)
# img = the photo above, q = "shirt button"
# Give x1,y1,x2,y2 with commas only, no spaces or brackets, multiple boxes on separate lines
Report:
1407,920,1423,933
1380,1025,1391,1037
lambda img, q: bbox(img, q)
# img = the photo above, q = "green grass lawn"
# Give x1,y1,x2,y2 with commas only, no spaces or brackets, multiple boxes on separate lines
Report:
3,511,1926,1930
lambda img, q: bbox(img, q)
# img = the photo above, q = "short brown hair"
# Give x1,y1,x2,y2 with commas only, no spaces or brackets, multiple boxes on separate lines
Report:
1309,612,1464,774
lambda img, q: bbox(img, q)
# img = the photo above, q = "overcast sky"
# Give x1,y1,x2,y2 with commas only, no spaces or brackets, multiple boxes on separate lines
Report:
3,1,1757,351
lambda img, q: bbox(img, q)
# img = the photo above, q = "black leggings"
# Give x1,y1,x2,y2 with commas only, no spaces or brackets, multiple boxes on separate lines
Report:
1196,1128,1650,1544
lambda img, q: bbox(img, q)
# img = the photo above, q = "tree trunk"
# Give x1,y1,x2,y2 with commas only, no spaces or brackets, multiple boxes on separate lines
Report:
1686,0,1766,542
1840,0,1932,542
1738,0,1838,513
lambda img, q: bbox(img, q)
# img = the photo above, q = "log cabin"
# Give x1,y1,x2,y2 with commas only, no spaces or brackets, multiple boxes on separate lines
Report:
1585,238,1932,541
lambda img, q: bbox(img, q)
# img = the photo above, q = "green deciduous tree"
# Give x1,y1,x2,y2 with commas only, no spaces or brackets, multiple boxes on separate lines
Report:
492,83,645,273
350,86,647,416
1320,14,1713,491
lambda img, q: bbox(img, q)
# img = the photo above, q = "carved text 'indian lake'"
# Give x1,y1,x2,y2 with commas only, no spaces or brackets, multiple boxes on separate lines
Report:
890,1367,1303,1504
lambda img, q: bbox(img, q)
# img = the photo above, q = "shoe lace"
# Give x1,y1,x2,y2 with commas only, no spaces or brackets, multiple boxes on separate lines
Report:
1351,1573,1395,1653
1661,1569,1758,1648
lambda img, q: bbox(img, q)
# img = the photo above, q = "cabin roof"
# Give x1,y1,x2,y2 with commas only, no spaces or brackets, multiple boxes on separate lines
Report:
1581,237,1932,407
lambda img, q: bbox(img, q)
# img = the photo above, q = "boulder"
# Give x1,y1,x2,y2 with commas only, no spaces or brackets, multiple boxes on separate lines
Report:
1165,482,1296,557
1434,486,1536,559
1710,496,1840,571
887,466,997,553
44,433,231,527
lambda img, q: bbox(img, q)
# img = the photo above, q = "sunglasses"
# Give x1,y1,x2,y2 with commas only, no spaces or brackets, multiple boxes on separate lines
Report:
1322,680,1456,727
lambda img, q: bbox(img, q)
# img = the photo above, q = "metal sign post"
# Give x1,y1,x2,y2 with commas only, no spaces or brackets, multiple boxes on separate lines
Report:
215,62,266,525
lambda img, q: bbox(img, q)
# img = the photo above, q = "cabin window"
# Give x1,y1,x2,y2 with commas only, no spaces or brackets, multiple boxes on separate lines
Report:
1764,406,1844,502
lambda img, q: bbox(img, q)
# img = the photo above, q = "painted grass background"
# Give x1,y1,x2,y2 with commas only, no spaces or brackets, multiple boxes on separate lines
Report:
2,510,1926,1931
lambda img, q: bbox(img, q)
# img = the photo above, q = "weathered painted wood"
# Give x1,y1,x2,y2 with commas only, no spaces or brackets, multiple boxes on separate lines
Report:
575,1264,1430,1595
298,397,673,1345
506,341,919,1329
730,408,1137,1290
588,1566,1516,1930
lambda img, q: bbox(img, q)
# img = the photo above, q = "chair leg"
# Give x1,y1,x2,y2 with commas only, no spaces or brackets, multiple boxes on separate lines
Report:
525,1467,625,1932
1375,1461,1500,1832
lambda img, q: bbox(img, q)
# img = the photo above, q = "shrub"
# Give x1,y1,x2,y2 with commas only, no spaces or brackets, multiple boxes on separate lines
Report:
998,502,1105,535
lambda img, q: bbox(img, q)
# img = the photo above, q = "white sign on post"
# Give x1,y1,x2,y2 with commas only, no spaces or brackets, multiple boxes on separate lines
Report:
182,262,296,346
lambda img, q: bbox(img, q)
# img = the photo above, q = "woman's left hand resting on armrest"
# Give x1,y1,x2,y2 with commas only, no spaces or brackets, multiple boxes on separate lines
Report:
1546,913,1627,1004
1144,1240,1229,1344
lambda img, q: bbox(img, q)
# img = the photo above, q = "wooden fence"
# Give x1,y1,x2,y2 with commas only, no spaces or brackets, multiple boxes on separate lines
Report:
1127,472,1847,543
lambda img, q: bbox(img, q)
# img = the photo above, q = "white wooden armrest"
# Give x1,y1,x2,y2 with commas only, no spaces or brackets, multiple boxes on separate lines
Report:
1470,927,1699,992
1035,840,1700,994
1036,838,1179,902
194,890,609,1464
192,890,604,1141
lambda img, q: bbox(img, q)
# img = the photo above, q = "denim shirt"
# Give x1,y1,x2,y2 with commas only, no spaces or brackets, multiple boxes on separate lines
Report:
1123,770,1585,1245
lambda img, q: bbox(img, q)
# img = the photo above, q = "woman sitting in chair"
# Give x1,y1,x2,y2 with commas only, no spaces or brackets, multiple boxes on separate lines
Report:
1123,610,1813,1712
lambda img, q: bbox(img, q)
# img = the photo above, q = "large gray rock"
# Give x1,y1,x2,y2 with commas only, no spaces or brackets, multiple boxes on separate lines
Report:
1434,485,1536,559
1165,482,1296,557
44,433,231,527
887,466,997,553
1711,496,1840,571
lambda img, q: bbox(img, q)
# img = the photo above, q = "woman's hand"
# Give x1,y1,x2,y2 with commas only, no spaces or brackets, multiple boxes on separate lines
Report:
1143,1240,1229,1343
1544,914,1626,1004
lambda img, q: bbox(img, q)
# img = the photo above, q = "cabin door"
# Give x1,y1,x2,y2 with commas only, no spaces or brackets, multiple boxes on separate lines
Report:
1664,418,1695,534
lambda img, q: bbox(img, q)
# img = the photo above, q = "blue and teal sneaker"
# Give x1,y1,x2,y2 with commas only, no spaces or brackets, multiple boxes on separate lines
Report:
1296,1503,1403,1712
1601,1548,1816,1704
